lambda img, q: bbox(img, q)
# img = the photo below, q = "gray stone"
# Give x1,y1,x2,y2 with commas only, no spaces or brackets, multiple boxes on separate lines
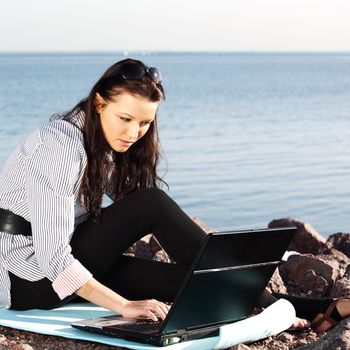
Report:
267,268,288,294
279,254,340,297
298,270,329,298
13,345,35,350
296,318,350,350
133,235,156,260
318,248,350,277
191,216,214,234
327,232,350,257
229,344,251,350
154,249,173,263
331,276,350,298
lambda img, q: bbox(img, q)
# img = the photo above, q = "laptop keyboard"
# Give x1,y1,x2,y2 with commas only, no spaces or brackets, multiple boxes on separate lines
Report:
120,320,162,333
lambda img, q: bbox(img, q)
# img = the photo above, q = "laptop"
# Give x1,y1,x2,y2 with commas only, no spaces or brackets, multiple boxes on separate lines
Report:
72,226,296,346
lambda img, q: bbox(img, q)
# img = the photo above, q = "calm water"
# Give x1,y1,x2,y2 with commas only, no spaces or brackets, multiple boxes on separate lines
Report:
1,52,350,236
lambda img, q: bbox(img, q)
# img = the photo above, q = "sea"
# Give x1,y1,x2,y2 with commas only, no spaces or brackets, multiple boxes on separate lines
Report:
0,52,350,237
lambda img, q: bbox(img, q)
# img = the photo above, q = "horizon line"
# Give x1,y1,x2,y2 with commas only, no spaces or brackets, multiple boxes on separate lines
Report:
0,49,350,55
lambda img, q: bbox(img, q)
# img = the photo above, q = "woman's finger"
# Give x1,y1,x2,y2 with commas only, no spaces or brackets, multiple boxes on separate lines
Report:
153,304,167,320
145,308,158,321
144,301,168,321
158,303,170,319
127,299,172,321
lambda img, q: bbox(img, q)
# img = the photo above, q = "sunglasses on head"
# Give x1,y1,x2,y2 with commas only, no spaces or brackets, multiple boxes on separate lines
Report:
113,62,163,84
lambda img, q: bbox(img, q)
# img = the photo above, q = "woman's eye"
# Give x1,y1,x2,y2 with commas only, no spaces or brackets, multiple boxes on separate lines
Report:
140,121,152,127
120,117,131,122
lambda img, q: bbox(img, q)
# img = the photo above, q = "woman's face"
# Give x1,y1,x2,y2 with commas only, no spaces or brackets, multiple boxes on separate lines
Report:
96,92,160,153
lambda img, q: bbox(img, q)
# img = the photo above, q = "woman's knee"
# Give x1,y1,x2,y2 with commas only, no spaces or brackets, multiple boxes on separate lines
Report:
140,188,177,212
130,188,172,208
103,188,177,221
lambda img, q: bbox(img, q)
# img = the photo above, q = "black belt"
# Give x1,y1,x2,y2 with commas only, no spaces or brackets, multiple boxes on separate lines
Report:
0,208,32,236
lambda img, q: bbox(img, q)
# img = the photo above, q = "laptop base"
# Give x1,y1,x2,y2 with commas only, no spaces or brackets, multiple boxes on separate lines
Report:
72,317,221,346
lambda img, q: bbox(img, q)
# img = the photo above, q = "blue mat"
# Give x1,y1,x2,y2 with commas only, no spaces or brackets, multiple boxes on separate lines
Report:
0,299,295,349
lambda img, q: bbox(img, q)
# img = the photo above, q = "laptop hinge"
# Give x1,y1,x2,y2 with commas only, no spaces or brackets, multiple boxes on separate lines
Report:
185,321,226,332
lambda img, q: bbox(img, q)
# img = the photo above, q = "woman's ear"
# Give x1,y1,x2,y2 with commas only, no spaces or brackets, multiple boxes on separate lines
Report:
94,93,105,114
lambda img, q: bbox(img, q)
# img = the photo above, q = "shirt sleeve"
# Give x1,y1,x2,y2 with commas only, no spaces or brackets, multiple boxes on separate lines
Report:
25,122,92,299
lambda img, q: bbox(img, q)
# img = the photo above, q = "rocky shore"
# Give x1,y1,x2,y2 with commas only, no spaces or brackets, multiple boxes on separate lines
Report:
1,217,350,350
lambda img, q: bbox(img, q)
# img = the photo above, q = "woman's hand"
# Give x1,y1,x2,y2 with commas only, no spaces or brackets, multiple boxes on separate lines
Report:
76,278,170,321
120,299,171,321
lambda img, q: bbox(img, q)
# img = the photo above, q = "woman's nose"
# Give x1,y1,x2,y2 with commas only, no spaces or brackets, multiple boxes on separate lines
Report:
126,123,139,140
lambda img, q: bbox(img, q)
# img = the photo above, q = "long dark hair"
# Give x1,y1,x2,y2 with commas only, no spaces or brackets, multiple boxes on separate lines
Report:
63,58,166,220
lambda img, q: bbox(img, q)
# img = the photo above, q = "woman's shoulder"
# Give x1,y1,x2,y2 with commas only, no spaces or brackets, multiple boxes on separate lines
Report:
14,111,86,162
38,117,85,152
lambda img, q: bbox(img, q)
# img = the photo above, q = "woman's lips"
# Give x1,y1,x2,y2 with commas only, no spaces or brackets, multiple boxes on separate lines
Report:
119,140,134,146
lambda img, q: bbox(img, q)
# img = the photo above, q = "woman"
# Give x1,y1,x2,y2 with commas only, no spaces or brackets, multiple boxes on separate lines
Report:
0,58,348,333
0,58,206,321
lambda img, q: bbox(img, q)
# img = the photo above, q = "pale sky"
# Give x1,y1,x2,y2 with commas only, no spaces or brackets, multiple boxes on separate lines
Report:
0,0,349,52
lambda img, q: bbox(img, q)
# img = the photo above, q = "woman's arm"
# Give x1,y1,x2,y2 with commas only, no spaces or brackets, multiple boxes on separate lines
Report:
25,125,91,299
75,277,169,321
24,124,168,320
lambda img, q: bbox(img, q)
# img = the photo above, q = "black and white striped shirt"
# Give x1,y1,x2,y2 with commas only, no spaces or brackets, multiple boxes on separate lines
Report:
0,109,98,309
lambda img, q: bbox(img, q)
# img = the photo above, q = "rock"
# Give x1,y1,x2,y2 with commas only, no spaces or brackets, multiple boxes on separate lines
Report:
274,332,295,344
299,270,329,297
148,235,163,252
296,318,350,349
279,254,340,297
133,235,156,259
134,235,175,262
154,249,174,263
326,232,350,258
331,276,350,298
191,216,214,234
246,331,320,350
229,344,251,350
267,268,288,294
268,218,327,254
11,344,34,350
317,248,350,277
124,234,170,261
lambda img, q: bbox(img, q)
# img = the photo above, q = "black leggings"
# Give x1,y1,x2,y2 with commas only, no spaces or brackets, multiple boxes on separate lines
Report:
10,188,206,310
256,291,338,322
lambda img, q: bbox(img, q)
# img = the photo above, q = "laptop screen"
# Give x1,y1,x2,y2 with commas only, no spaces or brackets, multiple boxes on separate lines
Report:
162,227,296,333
